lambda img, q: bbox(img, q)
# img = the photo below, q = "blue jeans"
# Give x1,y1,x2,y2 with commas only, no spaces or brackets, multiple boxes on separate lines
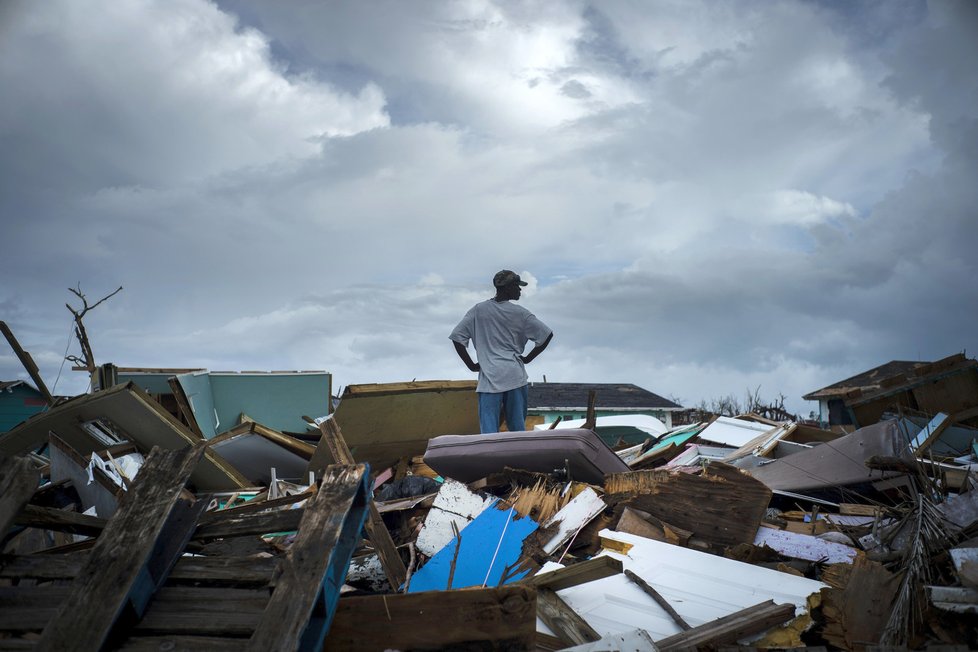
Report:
478,385,529,433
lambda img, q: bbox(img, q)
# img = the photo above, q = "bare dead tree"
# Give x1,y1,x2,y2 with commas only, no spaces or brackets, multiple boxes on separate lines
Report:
65,284,123,375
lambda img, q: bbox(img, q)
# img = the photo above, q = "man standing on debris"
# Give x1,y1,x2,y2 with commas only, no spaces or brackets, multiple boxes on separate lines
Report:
450,270,553,434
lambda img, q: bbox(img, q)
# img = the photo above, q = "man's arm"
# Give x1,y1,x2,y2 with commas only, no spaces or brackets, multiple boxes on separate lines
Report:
453,341,480,372
520,332,553,364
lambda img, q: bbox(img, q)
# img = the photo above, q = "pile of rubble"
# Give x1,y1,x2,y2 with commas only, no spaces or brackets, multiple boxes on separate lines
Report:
2,372,978,650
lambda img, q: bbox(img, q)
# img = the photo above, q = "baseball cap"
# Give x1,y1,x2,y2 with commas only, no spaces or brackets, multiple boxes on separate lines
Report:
493,270,528,287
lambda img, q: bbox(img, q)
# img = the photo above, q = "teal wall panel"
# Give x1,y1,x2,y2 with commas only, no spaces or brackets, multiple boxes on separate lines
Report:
0,384,48,432
209,373,331,436
177,372,218,439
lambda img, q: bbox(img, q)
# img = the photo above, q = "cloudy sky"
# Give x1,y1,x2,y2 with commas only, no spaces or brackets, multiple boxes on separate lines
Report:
1,0,976,417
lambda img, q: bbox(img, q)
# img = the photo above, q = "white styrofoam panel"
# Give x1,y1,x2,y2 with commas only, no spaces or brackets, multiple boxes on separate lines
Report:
542,487,606,555
696,417,778,447
753,527,858,564
414,478,496,557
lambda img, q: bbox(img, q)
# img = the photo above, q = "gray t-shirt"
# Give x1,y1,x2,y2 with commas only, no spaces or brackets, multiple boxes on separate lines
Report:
450,299,552,393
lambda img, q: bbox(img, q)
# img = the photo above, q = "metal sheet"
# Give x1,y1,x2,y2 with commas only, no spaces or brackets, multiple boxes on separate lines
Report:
536,529,826,641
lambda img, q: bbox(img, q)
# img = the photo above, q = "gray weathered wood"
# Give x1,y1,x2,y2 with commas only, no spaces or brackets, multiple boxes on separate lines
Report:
0,455,39,535
192,506,303,540
13,503,107,537
118,635,246,651
536,586,601,647
0,321,55,406
38,444,205,651
655,599,796,651
134,587,268,636
325,585,537,651
0,586,65,631
528,555,623,591
247,464,369,652
0,554,276,586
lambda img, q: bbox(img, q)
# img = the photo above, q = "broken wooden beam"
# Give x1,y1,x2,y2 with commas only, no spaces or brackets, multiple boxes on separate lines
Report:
246,464,370,652
0,320,55,406
192,506,303,541
527,555,623,591
536,586,601,647
654,599,796,651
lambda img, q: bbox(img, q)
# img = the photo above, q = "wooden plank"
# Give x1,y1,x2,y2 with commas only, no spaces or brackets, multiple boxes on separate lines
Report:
38,444,206,651
306,381,479,472
14,503,107,537
118,636,245,651
0,454,38,534
167,556,277,586
527,555,623,592
324,585,536,651
196,489,313,523
192,506,303,540
315,419,406,588
246,464,370,652
536,586,601,647
655,600,796,651
839,503,881,517
0,554,276,586
134,586,268,636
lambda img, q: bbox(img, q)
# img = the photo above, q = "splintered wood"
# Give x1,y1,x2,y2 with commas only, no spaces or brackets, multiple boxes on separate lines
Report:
605,463,772,547
507,479,572,523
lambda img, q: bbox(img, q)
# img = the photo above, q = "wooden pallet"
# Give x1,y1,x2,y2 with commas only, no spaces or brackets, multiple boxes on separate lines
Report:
0,449,369,651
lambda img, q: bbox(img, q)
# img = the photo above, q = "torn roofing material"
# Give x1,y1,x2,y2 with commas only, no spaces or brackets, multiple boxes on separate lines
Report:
536,529,826,642
696,416,778,447
744,418,917,493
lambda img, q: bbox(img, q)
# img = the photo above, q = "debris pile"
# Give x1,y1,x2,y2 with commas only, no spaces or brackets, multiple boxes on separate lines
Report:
2,361,978,650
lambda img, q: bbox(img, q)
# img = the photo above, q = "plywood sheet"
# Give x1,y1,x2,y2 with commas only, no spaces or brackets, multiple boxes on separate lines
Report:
307,380,478,471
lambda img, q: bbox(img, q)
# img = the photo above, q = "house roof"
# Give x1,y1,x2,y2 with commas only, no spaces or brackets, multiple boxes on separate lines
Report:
802,360,928,401
0,380,40,393
527,382,682,411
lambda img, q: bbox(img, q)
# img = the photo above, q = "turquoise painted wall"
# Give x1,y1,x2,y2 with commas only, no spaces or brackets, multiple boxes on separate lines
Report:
118,370,331,439
0,384,48,432
208,373,331,437
117,372,175,395
176,372,218,438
